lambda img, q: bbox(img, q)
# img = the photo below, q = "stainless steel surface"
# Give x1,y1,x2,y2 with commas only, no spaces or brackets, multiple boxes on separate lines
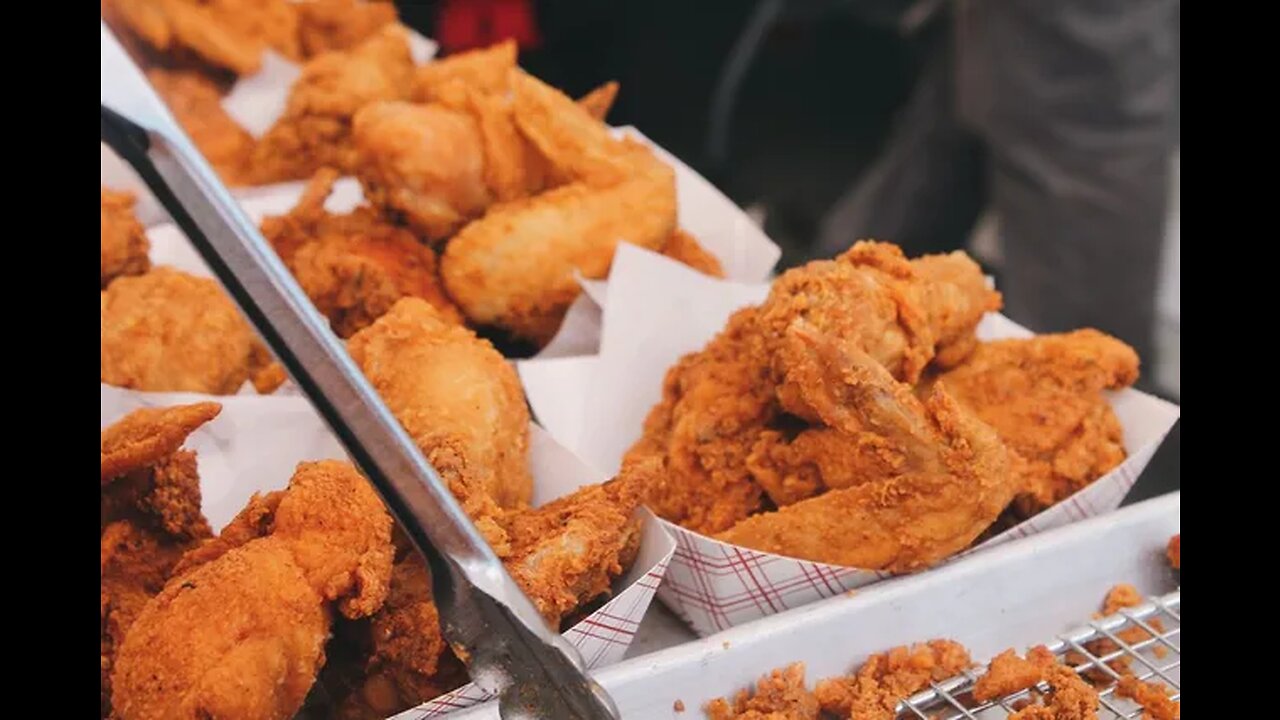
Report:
897,590,1181,719
100,23,620,720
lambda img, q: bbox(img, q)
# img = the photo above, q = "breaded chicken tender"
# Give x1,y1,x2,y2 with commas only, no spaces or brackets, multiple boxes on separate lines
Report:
147,68,254,186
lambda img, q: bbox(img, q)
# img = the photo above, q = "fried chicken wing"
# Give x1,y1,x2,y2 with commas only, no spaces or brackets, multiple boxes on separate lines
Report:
716,325,1014,571
250,25,415,183
101,403,219,718
412,39,518,102
261,169,461,337
147,68,254,186
101,188,151,289
626,243,999,534
111,461,394,720
102,267,280,395
347,298,533,546
927,329,1139,518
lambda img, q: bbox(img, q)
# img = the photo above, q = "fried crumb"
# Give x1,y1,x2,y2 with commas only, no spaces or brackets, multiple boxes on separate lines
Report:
674,698,686,712
1166,535,1179,570
705,663,817,719
1117,675,1180,720
813,640,972,720
1006,662,1099,719
1069,585,1166,681
973,645,1055,701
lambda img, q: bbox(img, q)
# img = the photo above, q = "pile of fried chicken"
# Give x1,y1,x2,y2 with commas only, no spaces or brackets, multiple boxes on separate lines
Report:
100,299,651,719
624,241,1141,571
103,1,725,350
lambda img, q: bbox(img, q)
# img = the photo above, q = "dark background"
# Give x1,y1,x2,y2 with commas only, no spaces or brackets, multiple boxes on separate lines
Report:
395,1,1179,502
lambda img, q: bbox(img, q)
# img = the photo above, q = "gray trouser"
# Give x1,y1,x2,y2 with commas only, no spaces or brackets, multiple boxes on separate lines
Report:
818,0,1178,367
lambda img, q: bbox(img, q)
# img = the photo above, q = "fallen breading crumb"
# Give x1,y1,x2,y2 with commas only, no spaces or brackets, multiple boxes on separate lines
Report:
673,698,685,712
973,645,1055,701
705,663,817,720
813,640,972,720
1166,535,1179,570
1117,675,1180,720
1007,662,1100,720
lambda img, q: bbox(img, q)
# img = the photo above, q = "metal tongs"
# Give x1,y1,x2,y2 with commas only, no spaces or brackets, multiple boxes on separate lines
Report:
100,24,620,720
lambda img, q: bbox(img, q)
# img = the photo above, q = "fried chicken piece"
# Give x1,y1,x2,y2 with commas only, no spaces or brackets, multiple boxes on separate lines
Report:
351,101,493,240
146,68,253,185
297,0,398,57
111,461,394,720
261,169,461,337
625,306,777,533
662,228,725,277
347,298,533,546
441,71,676,344
102,267,278,395
250,25,415,183
716,326,1014,570
1117,675,1180,720
101,403,219,718
340,470,644,715
1007,663,1099,720
813,640,972,720
101,188,151,289
1166,534,1179,570
503,474,645,623
626,242,999,533
972,646,1057,701
706,663,819,720
927,329,1139,518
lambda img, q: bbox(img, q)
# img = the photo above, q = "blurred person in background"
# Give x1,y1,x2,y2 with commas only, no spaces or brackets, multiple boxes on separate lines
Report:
817,0,1178,373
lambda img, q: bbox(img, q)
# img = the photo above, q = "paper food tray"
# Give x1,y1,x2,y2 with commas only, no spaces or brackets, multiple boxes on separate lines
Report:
518,245,1182,636
100,384,676,717
446,491,1180,719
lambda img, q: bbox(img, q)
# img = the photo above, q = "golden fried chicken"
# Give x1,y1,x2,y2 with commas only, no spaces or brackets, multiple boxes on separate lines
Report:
440,71,677,344
147,68,254,186
101,188,151,289
101,403,219,718
413,39,518,102
103,0,300,75
927,329,1139,518
261,169,461,337
716,326,1014,570
335,472,644,715
705,663,819,720
1166,534,1179,570
813,640,973,720
1117,675,1180,720
250,25,416,183
101,267,281,395
578,80,620,121
351,100,493,240
111,461,394,720
297,0,398,57
626,242,999,535
347,298,533,548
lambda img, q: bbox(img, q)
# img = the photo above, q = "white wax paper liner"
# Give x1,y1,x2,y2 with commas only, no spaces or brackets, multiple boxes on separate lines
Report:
100,384,676,713
518,245,1181,637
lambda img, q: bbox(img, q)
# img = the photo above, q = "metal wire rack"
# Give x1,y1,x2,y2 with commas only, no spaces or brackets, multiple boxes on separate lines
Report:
896,590,1181,719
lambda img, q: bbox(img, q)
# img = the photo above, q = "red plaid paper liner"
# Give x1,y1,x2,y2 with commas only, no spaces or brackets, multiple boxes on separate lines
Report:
656,392,1178,637
392,510,674,719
